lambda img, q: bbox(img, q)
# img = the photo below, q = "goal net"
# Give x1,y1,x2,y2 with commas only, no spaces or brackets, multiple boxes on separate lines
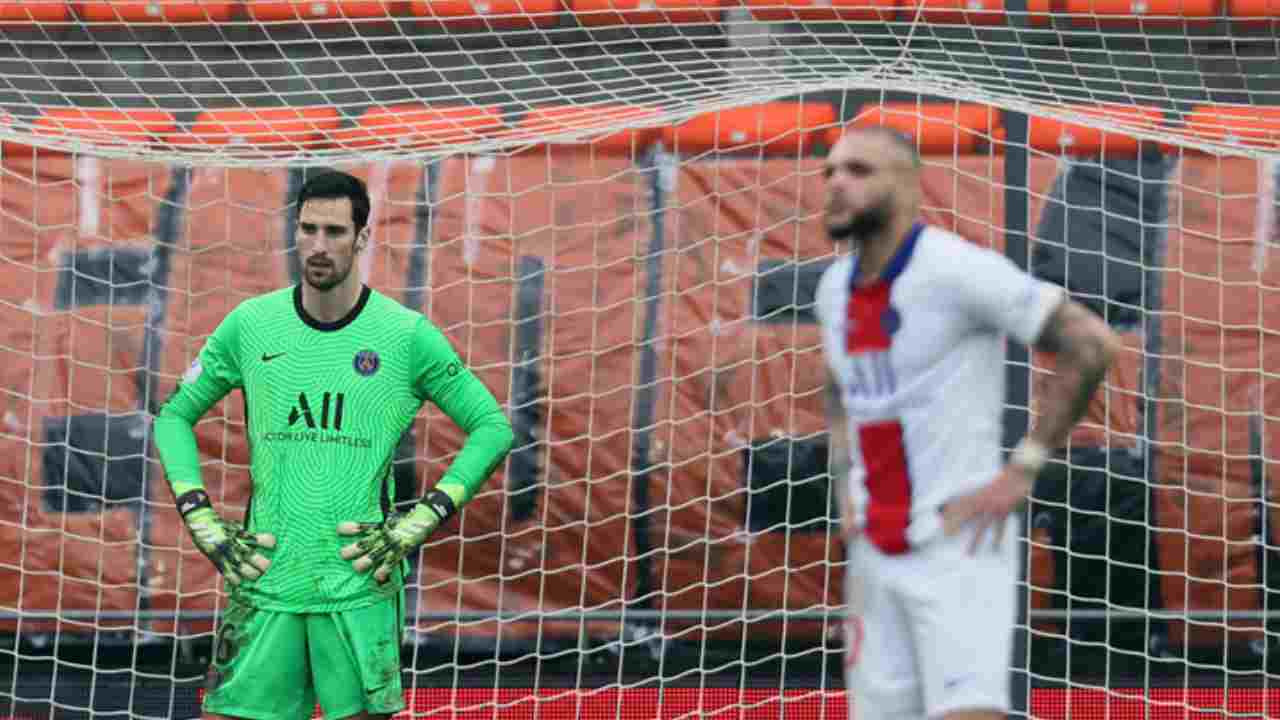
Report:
0,1,1278,717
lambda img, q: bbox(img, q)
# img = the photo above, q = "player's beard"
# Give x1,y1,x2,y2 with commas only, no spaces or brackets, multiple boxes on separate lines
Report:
828,193,894,245
304,255,354,293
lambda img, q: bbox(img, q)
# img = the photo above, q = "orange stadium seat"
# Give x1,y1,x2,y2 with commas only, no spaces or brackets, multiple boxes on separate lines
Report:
903,0,1006,24
1028,103,1166,156
1228,0,1279,20
513,103,664,153
331,103,505,150
570,0,728,26
1182,104,1280,150
175,106,341,152
743,0,897,22
1061,0,1220,25
830,102,1000,155
410,0,560,27
1025,0,1052,21
662,102,837,156
244,0,402,21
76,0,235,22
0,0,70,22
33,107,177,147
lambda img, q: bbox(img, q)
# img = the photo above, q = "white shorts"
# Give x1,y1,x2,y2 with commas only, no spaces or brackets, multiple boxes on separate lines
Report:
844,520,1018,720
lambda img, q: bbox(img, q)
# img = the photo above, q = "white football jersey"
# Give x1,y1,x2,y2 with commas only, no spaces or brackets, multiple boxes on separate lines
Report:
814,223,1064,554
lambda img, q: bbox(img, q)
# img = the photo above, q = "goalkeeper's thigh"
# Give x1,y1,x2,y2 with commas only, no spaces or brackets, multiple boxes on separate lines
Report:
203,600,315,720
306,591,407,718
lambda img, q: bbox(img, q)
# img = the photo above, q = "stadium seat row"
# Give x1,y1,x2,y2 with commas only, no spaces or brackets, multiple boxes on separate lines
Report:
0,0,1277,27
10,100,1280,158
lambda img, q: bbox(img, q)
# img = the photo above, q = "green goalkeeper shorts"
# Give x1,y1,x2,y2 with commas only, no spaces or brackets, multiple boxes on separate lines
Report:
202,592,406,720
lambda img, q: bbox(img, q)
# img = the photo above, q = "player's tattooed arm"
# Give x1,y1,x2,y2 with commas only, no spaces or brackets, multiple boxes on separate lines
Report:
943,297,1120,551
1028,298,1123,450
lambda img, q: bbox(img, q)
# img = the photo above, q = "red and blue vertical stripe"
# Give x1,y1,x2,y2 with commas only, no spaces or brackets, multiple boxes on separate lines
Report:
845,223,922,555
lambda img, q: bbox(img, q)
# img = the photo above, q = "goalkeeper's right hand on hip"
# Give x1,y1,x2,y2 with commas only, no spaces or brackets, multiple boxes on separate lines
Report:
337,487,461,584
176,489,276,585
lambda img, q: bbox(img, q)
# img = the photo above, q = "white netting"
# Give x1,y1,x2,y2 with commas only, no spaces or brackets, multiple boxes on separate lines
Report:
0,1,1275,163
1,3,1280,718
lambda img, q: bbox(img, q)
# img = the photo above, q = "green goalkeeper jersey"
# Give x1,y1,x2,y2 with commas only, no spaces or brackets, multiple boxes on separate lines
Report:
154,285,514,613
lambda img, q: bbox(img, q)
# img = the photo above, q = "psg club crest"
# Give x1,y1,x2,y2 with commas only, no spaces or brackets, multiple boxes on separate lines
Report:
880,306,902,336
353,350,380,377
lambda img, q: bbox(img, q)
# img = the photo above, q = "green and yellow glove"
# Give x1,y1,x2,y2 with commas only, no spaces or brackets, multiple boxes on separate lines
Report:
175,489,275,586
337,486,463,584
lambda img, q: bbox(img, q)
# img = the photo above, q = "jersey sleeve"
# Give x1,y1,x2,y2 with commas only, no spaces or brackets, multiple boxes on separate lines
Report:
411,317,514,504
153,307,245,497
952,244,1065,347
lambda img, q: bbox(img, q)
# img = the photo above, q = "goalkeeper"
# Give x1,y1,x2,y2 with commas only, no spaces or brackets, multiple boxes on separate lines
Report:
154,170,514,720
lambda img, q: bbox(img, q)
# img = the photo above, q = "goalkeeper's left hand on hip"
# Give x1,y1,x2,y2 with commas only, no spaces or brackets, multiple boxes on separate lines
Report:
176,488,276,586
337,487,461,584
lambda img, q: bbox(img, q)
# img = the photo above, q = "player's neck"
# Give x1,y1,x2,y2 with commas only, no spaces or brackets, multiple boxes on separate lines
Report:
853,216,916,286
301,277,364,324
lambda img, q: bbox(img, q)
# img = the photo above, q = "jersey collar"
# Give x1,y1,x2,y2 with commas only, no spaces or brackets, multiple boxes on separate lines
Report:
294,284,372,332
849,221,925,290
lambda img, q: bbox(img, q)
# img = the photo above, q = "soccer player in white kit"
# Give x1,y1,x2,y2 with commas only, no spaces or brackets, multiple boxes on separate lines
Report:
815,128,1121,720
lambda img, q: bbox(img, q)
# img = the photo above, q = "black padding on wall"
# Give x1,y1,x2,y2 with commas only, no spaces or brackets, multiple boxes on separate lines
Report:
43,413,148,513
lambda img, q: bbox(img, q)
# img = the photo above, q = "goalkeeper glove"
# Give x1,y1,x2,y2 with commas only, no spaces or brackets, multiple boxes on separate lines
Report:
176,489,276,586
337,488,458,584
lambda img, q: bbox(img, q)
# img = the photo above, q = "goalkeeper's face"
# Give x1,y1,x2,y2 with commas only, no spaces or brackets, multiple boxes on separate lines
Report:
298,197,367,293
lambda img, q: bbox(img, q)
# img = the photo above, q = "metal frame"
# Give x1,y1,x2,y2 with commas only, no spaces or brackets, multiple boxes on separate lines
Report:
2,608,1273,622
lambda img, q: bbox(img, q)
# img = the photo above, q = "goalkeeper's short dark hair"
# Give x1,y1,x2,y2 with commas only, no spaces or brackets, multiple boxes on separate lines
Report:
296,169,371,235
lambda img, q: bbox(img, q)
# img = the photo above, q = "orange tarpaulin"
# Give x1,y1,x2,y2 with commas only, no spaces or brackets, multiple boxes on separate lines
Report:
0,147,1271,652
0,154,166,631
417,150,648,639
1149,156,1279,650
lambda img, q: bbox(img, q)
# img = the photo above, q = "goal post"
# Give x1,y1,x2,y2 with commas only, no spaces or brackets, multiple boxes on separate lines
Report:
1,3,1279,718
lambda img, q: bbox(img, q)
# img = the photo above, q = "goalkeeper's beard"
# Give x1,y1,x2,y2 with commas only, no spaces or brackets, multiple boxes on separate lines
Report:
304,255,355,292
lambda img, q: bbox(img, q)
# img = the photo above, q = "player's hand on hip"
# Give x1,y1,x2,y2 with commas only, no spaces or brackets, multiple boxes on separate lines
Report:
337,503,444,584
940,465,1034,555
176,490,276,585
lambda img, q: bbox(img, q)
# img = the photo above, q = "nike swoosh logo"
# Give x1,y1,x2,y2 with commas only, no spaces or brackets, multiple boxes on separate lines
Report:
944,675,971,690
262,352,286,362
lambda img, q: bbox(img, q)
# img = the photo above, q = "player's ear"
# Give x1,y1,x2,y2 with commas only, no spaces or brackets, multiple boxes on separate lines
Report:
356,225,370,253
